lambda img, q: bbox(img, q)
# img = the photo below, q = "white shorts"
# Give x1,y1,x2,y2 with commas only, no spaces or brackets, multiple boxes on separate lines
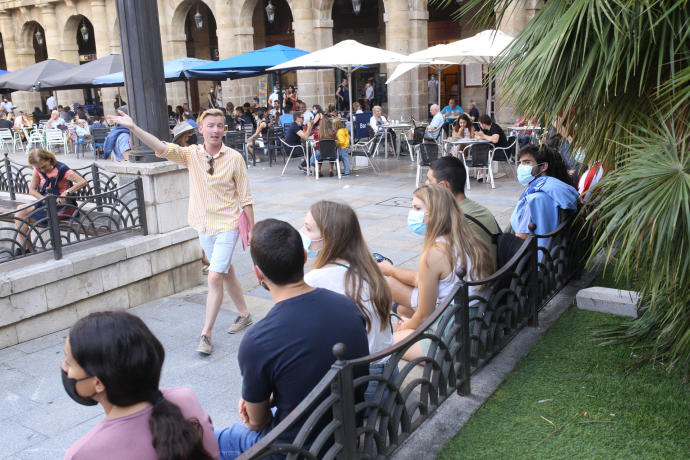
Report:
198,230,239,274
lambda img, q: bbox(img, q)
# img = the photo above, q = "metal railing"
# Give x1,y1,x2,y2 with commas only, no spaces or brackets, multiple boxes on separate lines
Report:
239,217,588,459
0,177,147,263
0,152,117,201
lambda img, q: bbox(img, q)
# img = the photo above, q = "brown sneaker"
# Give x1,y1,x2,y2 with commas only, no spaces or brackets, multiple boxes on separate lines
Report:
228,314,253,334
196,334,212,354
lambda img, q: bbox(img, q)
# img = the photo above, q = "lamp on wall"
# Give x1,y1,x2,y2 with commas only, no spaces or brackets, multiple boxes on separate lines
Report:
352,0,362,15
35,30,44,46
80,21,89,41
194,8,203,30
265,1,276,24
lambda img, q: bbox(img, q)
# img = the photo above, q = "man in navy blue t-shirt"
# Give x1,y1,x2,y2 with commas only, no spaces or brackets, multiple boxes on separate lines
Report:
284,111,312,146
215,219,369,458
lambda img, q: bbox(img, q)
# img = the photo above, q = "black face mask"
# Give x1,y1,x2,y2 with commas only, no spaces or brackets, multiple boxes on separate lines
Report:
61,368,98,406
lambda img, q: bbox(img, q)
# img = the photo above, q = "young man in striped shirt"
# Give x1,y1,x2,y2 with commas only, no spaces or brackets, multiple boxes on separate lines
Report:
108,108,255,355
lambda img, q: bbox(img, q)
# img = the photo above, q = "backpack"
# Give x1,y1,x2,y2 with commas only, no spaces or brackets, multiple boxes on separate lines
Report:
465,214,524,269
103,125,130,159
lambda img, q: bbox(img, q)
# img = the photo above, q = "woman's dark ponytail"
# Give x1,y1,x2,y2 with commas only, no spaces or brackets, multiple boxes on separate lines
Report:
149,393,213,460
69,312,214,460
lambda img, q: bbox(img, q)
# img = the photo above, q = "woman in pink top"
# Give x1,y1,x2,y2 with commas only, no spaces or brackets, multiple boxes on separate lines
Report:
61,311,219,460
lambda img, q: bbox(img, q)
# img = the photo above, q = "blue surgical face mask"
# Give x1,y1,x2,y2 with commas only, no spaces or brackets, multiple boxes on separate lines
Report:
517,164,537,185
299,229,322,259
407,209,427,235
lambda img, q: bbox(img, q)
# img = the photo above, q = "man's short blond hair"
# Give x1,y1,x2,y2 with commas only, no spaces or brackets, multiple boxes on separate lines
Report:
197,108,225,124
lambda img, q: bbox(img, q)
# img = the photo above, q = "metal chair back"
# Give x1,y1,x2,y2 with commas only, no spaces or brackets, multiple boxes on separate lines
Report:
467,143,492,167
317,139,338,161
419,141,439,166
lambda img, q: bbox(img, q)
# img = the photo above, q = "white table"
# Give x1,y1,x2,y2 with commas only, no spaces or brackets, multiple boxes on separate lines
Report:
506,126,543,157
443,137,491,156
380,123,413,158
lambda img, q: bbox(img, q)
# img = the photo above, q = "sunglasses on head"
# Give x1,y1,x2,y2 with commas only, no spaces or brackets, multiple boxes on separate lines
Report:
206,156,214,175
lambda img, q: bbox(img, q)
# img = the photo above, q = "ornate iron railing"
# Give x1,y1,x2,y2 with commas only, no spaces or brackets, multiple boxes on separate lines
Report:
239,217,586,459
0,152,117,201
0,177,147,263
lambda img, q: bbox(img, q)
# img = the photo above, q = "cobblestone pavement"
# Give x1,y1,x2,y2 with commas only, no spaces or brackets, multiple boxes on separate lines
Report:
0,152,523,459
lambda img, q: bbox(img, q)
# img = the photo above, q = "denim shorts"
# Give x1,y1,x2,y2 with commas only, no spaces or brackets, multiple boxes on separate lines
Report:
198,229,239,274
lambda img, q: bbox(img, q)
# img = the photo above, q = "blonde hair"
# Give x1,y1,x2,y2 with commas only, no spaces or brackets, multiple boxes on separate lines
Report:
352,102,361,112
333,119,345,131
27,148,57,167
414,184,494,283
310,200,392,332
197,108,224,124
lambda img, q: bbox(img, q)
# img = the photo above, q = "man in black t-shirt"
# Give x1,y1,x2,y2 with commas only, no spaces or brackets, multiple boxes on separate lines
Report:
476,114,508,148
476,114,510,159
214,219,369,456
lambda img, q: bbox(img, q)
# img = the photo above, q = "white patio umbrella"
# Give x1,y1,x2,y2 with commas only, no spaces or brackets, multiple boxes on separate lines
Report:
386,44,455,107
269,39,428,142
386,30,515,115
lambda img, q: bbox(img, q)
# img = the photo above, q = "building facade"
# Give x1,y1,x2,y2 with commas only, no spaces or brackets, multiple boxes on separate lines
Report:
0,0,541,122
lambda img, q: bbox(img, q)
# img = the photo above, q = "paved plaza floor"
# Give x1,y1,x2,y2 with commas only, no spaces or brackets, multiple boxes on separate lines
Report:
0,152,523,459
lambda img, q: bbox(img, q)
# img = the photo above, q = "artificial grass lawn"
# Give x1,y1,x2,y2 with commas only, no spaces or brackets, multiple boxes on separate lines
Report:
439,307,690,459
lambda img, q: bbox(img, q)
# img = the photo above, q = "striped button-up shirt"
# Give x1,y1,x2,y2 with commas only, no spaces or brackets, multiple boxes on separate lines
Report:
157,143,253,235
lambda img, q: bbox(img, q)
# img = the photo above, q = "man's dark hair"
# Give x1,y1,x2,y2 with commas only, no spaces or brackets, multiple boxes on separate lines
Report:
479,114,492,125
253,97,259,103
518,144,574,187
430,156,466,196
250,219,305,285
243,102,251,108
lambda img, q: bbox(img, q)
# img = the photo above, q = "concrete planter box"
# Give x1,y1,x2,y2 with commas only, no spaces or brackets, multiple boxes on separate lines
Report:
0,227,202,348
576,286,640,318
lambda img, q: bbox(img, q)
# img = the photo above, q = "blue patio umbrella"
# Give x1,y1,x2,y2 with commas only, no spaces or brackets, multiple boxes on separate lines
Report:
183,45,309,79
184,45,309,107
93,57,217,86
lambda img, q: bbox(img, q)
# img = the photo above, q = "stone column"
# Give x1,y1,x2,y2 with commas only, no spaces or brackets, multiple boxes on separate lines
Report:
311,17,334,108
164,33,190,109
41,4,83,107
408,6,429,121
384,0,412,119
91,0,118,116
229,27,257,105
12,49,43,113
0,11,30,114
291,2,317,106
494,0,542,124
116,0,169,162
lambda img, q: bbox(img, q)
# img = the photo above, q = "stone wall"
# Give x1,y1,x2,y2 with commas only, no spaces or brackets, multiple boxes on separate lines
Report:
0,227,202,348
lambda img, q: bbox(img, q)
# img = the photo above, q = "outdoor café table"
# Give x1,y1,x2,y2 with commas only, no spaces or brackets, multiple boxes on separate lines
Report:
443,137,491,157
507,125,543,152
381,122,413,158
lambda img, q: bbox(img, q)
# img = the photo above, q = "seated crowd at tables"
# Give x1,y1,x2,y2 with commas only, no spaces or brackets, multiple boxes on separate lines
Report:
55,125,586,457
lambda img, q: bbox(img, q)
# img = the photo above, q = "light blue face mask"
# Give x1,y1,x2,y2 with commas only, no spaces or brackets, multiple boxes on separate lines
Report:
517,163,541,185
299,229,322,259
407,209,427,235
